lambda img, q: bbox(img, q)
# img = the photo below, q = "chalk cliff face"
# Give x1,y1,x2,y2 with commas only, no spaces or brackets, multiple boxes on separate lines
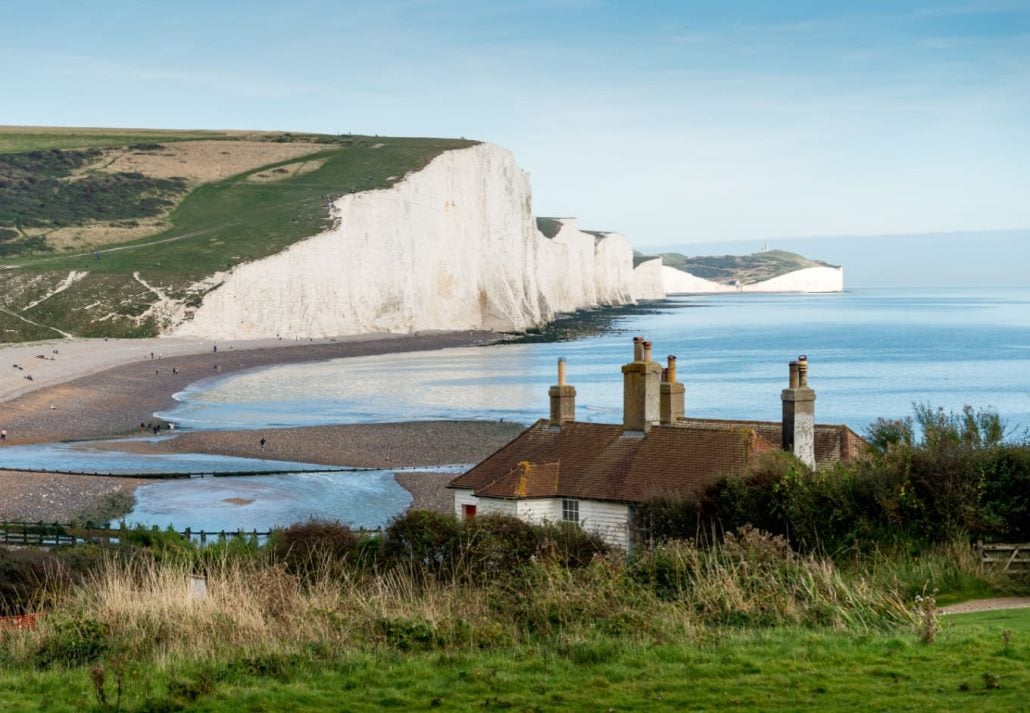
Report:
661,265,727,294
174,144,656,339
632,258,666,301
662,265,844,294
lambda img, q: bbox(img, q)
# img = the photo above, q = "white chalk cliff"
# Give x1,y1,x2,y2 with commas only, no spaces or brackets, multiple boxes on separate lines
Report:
632,258,666,301
174,144,659,339
662,265,843,294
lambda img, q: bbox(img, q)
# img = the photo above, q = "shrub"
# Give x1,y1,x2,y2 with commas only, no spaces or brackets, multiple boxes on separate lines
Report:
459,514,542,581
380,510,461,576
636,405,1030,552
536,521,610,568
267,520,360,580
0,546,69,615
34,613,111,668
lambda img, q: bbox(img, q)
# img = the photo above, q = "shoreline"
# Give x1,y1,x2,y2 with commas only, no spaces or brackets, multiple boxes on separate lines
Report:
0,332,526,524
0,331,498,445
0,421,525,523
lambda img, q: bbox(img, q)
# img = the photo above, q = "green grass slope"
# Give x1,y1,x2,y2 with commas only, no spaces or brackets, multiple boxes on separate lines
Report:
659,249,838,285
1,609,1025,712
0,128,475,341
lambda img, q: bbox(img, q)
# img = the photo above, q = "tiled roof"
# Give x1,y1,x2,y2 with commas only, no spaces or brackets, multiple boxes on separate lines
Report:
678,417,867,464
477,461,561,498
451,417,866,503
450,420,787,503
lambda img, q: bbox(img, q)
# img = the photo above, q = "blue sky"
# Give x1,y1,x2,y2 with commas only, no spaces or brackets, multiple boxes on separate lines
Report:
2,1,1028,245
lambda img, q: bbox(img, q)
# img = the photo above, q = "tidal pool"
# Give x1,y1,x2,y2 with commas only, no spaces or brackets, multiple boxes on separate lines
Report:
124,469,412,532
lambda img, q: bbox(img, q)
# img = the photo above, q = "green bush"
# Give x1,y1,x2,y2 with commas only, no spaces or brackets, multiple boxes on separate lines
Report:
380,510,461,576
460,514,542,581
635,406,1030,552
34,613,111,668
267,520,360,580
0,546,70,615
535,521,610,568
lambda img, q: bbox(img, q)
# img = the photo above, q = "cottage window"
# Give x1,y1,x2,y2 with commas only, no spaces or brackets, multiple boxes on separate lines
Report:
561,499,579,524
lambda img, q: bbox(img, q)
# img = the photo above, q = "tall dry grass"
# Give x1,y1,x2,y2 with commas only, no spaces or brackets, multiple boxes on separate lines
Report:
0,528,921,670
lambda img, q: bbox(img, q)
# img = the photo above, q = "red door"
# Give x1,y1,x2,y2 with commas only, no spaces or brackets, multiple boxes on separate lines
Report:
463,504,477,520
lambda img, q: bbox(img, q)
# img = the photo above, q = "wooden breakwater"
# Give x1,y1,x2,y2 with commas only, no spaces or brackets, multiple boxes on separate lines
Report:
0,466,372,479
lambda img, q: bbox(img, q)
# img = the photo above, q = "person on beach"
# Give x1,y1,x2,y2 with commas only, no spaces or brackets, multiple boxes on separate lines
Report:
260,437,266,450
1,429,6,442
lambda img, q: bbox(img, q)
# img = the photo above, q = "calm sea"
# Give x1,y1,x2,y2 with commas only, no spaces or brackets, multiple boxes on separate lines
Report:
161,287,1030,436
8,287,1027,532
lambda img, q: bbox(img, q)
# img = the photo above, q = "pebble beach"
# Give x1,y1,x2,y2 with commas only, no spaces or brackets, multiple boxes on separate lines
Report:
0,331,524,522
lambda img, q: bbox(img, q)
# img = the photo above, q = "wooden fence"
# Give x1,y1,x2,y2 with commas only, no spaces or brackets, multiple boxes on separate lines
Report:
976,541,1030,575
0,521,384,547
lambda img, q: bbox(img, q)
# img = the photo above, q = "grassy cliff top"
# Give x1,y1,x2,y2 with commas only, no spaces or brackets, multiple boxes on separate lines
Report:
0,126,476,341
658,249,839,285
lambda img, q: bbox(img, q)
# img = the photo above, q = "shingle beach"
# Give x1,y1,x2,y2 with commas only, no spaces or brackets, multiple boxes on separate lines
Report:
0,332,525,521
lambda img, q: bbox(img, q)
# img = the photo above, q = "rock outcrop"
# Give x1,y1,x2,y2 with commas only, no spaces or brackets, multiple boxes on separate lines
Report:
175,144,658,339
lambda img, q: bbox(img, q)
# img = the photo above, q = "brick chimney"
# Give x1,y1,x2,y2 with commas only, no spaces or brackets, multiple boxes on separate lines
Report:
659,355,685,425
622,337,662,432
548,357,576,425
781,355,816,468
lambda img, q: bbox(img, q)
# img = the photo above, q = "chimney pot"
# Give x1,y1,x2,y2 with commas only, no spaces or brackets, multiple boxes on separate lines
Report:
798,355,808,387
642,341,652,362
557,357,566,386
788,360,800,389
666,355,677,384
633,336,644,361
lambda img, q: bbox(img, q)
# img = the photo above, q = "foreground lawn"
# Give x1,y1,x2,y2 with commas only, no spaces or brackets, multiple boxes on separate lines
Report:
2,609,1025,712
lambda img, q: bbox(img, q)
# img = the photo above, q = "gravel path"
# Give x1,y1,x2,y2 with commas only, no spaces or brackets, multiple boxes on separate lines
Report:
939,598,1030,615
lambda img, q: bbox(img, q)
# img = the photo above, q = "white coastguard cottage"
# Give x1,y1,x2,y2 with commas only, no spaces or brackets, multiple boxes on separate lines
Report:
448,337,865,549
